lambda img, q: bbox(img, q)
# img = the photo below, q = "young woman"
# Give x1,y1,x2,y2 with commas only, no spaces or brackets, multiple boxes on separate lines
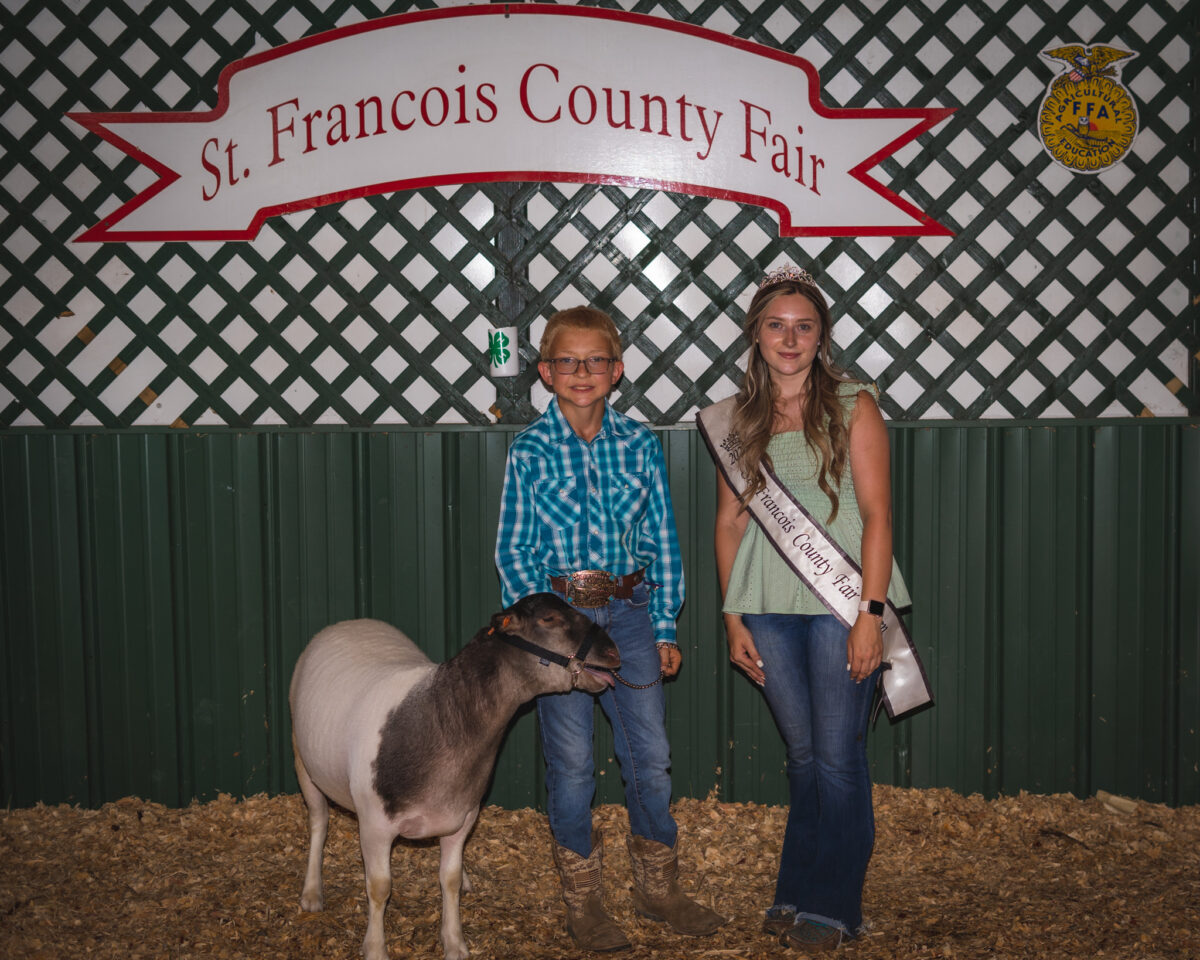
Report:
708,266,911,952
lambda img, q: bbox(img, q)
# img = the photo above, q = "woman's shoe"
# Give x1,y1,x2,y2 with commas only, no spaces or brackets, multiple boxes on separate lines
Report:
780,919,843,952
762,906,797,937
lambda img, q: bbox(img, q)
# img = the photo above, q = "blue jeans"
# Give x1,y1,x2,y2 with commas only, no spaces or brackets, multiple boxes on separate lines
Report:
537,583,677,858
743,613,880,936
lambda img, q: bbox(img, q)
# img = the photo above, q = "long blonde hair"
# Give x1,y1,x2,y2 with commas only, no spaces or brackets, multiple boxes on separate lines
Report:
731,277,859,522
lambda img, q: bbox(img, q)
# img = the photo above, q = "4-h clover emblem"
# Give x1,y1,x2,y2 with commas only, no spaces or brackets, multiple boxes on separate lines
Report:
488,329,511,368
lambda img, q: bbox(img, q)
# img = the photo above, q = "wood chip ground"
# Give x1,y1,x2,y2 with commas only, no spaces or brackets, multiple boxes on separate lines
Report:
2,787,1197,959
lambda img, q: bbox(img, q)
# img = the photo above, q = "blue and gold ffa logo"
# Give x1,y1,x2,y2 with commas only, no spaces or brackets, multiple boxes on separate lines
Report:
1038,43,1139,173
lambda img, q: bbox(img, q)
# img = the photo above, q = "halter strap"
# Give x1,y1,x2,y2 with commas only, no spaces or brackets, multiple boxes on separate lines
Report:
495,628,596,669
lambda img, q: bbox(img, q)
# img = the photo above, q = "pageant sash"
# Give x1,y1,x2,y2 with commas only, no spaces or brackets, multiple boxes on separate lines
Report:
697,396,933,719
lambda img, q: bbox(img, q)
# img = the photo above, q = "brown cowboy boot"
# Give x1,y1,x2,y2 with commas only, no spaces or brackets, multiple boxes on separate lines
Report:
626,834,726,936
551,830,631,952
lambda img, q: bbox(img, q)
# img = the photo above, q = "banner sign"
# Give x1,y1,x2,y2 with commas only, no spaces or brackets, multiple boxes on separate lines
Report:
68,4,954,243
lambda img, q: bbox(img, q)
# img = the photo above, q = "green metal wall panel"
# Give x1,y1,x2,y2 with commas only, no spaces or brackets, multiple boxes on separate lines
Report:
2,422,1197,810
1181,426,1200,806
994,425,1091,798
1,435,90,804
1090,425,1187,803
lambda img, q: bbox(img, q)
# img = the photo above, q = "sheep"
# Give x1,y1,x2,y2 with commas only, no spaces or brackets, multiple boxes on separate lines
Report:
288,592,621,960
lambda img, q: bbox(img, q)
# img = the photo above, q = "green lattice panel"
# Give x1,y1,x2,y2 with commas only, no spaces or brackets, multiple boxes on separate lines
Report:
0,0,1195,427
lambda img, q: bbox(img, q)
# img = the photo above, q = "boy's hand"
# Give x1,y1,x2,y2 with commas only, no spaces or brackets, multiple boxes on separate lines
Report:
657,643,682,678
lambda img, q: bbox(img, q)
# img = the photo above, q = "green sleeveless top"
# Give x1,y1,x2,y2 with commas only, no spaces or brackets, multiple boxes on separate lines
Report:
723,382,911,616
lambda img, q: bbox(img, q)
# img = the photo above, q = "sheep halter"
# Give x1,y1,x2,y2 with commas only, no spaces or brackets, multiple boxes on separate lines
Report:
495,627,598,688
494,621,661,689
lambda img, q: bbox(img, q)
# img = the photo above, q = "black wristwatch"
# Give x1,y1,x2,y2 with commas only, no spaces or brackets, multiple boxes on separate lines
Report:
858,599,885,617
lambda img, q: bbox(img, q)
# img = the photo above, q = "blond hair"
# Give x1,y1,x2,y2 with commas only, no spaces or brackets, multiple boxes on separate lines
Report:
539,306,623,360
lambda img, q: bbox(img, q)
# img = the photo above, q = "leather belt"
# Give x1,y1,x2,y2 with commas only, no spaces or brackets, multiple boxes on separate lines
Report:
550,569,645,608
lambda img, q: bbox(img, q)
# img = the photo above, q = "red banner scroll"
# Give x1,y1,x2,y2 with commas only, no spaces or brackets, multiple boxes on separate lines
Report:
68,4,954,242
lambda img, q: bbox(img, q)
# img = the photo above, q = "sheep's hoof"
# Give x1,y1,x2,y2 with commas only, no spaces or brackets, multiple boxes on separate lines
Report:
362,935,388,960
299,889,324,912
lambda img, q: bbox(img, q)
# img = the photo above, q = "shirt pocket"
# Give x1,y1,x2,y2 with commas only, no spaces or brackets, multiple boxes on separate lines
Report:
533,476,584,531
608,472,650,523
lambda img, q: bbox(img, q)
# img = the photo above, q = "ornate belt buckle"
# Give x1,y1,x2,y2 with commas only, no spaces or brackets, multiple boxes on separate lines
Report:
566,570,615,608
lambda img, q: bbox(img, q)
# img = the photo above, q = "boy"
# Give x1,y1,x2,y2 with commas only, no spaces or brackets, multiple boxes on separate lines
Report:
495,306,724,951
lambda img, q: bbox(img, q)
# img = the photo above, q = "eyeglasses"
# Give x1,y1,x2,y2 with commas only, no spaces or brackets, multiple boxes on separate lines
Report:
544,356,615,374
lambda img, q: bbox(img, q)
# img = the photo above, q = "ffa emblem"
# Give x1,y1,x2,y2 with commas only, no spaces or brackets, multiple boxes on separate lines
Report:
1038,43,1139,173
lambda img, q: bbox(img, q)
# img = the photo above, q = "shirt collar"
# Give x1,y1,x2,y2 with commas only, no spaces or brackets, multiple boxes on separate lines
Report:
545,397,634,443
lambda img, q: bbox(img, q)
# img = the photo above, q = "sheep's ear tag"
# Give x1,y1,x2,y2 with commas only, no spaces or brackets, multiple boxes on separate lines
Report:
502,616,512,629
486,627,494,635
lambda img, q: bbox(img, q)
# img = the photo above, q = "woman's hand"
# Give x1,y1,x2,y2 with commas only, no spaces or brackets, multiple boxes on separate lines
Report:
846,613,884,682
726,614,765,686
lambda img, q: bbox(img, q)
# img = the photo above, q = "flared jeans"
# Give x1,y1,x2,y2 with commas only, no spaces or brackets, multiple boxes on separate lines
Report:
743,612,880,936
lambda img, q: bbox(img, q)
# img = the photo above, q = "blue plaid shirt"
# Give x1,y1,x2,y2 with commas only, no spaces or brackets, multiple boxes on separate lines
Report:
495,398,685,644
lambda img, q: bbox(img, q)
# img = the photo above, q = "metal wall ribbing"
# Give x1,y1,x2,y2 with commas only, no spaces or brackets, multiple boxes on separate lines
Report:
2,421,1196,810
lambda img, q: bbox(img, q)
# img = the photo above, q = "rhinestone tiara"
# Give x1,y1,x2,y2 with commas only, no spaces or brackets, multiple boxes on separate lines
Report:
758,264,816,290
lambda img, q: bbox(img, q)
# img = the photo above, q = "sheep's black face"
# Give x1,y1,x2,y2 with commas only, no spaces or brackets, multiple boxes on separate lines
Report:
495,593,621,694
